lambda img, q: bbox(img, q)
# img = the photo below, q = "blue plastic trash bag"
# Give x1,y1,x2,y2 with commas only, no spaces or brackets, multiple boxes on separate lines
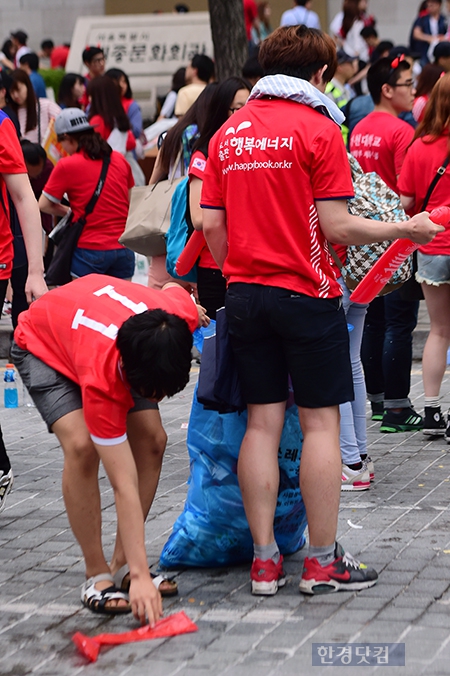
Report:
192,320,216,354
160,386,307,568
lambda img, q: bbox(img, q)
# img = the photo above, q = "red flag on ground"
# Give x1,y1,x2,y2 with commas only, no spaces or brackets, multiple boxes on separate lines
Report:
72,611,198,662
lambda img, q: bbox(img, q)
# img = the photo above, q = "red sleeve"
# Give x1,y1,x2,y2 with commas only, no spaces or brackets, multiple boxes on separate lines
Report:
200,133,224,209
0,116,26,174
393,124,415,178
90,115,110,140
188,150,207,181
397,145,416,197
311,124,354,200
42,157,69,202
125,156,134,189
126,130,136,152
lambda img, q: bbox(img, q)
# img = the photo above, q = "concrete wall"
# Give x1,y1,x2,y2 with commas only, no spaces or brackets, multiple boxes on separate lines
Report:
0,0,104,52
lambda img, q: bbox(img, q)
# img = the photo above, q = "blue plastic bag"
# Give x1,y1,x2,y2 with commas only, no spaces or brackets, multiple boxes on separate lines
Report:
160,386,307,568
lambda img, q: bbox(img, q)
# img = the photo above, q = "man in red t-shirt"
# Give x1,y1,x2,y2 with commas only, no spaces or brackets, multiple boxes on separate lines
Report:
351,55,424,434
202,26,441,597
11,275,208,623
350,57,415,192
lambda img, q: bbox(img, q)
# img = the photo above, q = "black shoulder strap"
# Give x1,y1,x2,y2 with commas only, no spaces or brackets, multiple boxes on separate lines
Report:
421,156,450,211
79,155,111,225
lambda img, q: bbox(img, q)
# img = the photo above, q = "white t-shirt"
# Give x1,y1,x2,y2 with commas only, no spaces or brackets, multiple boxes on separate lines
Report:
330,11,369,62
14,45,31,67
280,5,321,29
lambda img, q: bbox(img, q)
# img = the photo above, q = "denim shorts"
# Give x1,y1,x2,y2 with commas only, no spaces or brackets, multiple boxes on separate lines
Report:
71,247,135,279
225,283,353,408
10,341,157,433
416,252,450,286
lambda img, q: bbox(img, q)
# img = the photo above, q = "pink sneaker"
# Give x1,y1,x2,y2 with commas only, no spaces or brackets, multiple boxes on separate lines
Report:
250,555,286,595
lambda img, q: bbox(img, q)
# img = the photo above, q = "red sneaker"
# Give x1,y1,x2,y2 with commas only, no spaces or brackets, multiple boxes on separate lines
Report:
299,543,378,595
250,555,286,595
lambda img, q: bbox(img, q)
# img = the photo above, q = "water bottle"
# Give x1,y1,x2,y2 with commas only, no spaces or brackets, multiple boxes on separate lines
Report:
4,364,18,409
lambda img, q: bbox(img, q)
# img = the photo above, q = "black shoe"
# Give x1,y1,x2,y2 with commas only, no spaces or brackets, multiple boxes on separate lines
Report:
370,401,384,421
423,407,446,437
379,407,423,433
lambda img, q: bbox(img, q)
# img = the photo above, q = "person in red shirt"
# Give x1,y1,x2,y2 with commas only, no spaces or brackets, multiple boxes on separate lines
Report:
188,76,250,318
87,76,136,154
11,274,208,621
351,55,425,433
398,73,450,438
79,47,105,110
201,25,441,597
0,109,47,514
39,108,135,280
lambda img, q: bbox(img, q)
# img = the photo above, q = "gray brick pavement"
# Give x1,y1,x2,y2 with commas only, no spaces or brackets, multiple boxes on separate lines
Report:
0,361,450,675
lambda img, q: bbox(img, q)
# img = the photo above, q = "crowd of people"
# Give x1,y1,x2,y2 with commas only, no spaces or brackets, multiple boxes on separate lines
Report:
0,1,449,625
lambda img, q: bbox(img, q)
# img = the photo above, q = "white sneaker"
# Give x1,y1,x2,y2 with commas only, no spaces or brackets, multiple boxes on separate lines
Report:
0,469,13,513
341,463,370,491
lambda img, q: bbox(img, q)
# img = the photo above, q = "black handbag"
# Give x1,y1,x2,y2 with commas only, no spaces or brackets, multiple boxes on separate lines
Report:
45,155,110,286
197,307,245,414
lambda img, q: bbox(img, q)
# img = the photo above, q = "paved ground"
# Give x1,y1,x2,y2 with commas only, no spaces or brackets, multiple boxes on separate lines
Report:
1,357,450,676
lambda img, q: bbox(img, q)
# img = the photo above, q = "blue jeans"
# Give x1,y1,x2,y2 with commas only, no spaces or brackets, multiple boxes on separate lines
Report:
361,289,419,409
71,247,135,279
338,277,369,465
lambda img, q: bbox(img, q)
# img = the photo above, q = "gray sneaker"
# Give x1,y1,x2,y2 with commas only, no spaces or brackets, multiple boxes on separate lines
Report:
0,469,13,514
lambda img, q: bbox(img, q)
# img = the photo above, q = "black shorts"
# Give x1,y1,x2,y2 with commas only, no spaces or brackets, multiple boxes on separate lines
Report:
10,341,158,433
225,283,354,408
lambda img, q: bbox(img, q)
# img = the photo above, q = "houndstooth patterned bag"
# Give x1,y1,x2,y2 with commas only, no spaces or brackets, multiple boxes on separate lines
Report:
342,154,412,296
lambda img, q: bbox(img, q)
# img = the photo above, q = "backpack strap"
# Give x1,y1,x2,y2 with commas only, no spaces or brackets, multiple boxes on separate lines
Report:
421,156,450,211
78,155,111,226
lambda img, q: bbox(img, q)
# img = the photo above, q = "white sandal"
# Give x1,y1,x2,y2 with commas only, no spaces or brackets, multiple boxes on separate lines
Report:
81,573,131,615
113,564,178,597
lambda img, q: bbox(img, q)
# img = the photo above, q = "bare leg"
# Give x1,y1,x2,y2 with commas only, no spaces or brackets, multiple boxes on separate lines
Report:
298,405,341,548
422,283,450,397
52,410,127,607
237,402,286,546
110,408,167,574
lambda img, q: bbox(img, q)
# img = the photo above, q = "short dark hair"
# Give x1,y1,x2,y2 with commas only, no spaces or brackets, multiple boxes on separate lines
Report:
20,52,39,71
20,139,47,165
367,57,411,104
360,26,378,39
191,54,215,83
295,0,309,5
82,46,104,65
259,25,337,83
41,39,54,51
11,30,27,46
117,309,193,400
242,55,264,81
